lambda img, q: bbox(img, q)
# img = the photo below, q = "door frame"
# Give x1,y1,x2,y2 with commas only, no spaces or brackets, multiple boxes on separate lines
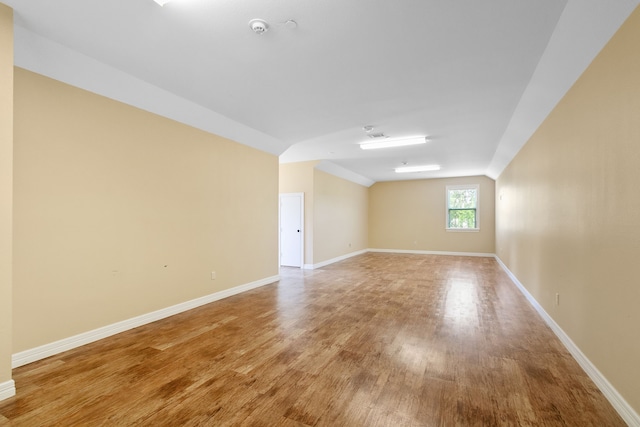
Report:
279,192,305,268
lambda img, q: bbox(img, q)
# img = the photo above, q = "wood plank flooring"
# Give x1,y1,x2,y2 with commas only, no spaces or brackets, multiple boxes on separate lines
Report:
0,253,625,426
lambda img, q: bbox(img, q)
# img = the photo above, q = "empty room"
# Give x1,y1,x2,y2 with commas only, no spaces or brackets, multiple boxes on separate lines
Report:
1,1,639,425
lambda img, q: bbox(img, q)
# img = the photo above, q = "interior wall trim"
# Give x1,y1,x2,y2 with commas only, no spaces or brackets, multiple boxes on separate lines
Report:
0,380,15,402
368,248,495,257
495,256,640,427
11,275,280,369
303,249,368,270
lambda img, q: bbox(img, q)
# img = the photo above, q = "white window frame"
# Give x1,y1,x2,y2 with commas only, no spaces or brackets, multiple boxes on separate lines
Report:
446,184,480,231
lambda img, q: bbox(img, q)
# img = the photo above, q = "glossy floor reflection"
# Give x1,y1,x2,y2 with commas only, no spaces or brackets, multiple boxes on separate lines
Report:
0,253,625,426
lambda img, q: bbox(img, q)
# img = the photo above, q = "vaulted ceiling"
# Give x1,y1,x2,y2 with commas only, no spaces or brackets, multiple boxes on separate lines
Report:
5,0,639,185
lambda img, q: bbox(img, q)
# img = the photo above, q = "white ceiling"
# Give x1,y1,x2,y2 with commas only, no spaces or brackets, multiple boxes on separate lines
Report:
5,0,639,185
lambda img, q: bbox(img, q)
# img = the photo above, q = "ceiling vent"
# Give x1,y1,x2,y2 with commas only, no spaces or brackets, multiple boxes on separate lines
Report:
368,133,386,139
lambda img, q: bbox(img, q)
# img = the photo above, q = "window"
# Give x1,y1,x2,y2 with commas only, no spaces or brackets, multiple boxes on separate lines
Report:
446,185,479,230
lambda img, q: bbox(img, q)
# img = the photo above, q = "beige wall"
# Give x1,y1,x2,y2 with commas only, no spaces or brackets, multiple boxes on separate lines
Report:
0,3,13,387
279,162,369,266
313,170,368,263
13,68,279,352
496,5,640,414
369,176,495,253
279,161,317,265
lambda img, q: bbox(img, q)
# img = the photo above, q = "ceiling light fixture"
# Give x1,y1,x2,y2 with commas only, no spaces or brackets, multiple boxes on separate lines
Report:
395,165,441,173
153,0,171,6
360,136,427,150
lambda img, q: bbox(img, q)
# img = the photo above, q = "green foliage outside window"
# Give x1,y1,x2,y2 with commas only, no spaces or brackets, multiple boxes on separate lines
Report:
447,187,477,229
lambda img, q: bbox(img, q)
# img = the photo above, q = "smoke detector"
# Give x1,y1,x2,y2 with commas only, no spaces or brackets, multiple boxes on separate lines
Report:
249,19,269,34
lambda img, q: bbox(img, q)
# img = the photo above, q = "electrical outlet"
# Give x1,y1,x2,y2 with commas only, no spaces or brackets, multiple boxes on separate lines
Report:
211,271,216,280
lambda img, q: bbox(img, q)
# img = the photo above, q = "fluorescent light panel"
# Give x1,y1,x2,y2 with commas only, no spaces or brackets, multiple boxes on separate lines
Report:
360,136,426,150
395,164,440,173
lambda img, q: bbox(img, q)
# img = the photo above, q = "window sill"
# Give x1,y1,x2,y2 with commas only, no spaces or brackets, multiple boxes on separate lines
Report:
446,228,480,232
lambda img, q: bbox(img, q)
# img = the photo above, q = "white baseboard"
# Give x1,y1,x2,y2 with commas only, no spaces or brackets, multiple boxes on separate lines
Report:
368,248,495,257
495,256,640,427
12,275,280,369
303,249,368,270
0,379,15,401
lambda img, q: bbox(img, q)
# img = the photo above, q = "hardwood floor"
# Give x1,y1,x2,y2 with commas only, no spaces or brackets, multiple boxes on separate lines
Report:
0,253,625,426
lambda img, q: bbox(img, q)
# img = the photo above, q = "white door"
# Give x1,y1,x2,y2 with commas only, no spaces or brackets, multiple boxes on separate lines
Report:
279,193,304,267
